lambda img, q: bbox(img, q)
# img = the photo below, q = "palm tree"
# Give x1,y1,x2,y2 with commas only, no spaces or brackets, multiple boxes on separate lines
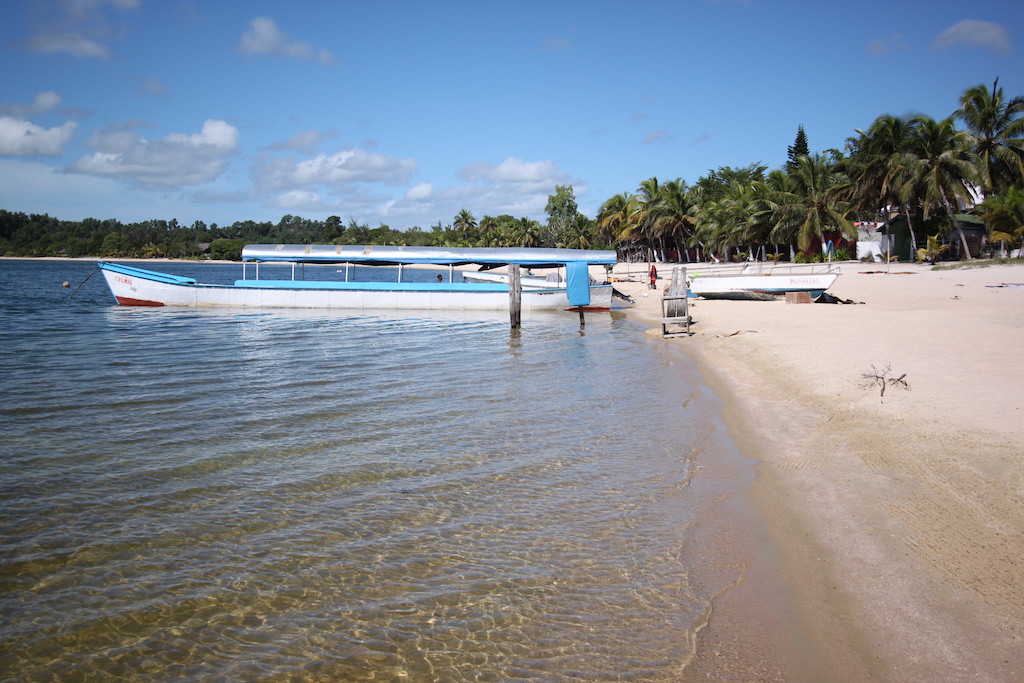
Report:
849,114,922,261
596,192,642,244
634,177,663,260
508,217,541,248
978,185,1024,255
953,79,1024,197
689,164,768,260
770,153,855,253
692,182,755,259
909,116,979,258
748,171,790,258
474,216,501,247
453,209,477,236
646,178,696,260
558,216,594,250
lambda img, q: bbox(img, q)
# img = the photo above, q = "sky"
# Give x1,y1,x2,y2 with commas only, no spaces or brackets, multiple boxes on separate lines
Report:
1,0,1022,230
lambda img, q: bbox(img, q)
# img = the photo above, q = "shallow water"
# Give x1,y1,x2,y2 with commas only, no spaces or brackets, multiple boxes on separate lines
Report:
0,259,751,681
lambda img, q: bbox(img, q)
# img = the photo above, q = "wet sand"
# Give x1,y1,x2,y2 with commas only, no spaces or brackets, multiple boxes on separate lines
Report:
616,261,1024,681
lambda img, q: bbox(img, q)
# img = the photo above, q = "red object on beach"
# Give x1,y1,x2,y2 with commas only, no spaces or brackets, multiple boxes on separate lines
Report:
649,264,657,288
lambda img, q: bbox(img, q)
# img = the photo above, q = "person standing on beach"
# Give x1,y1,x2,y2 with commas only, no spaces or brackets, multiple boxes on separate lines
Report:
649,264,657,289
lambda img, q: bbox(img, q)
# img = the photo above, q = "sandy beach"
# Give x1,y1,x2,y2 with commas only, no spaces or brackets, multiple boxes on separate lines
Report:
615,261,1024,680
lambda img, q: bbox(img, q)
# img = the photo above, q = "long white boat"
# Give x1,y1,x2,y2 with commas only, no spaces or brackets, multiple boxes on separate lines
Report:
687,270,838,300
98,244,618,311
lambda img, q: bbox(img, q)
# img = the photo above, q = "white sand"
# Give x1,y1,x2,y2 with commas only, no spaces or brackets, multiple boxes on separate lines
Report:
616,261,1024,680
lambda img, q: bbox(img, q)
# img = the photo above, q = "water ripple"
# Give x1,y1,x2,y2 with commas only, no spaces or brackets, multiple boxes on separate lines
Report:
0,260,747,681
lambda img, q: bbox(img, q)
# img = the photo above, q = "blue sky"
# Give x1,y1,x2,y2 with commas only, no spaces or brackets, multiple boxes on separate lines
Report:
1,0,1021,230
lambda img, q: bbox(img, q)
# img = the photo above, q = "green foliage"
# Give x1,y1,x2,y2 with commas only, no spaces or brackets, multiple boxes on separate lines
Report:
595,79,1023,263
209,238,245,261
831,246,853,261
0,205,599,258
694,164,767,199
786,125,809,173
953,78,1024,196
544,185,580,248
916,234,951,263
979,185,1024,246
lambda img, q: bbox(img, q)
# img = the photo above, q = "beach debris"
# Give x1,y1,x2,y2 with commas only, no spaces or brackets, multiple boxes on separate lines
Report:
816,292,863,304
860,364,910,399
715,330,757,338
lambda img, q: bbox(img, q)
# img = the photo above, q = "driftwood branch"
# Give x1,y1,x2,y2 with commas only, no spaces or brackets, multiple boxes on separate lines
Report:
860,364,910,399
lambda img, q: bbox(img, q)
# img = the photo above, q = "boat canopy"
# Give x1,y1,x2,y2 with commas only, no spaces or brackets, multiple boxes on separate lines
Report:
241,244,617,268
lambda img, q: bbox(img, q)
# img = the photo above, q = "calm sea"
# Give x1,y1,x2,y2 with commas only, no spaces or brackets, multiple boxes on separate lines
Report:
0,259,754,681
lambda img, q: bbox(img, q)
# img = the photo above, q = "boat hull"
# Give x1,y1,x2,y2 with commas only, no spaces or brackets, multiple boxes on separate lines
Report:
99,263,613,311
688,273,838,300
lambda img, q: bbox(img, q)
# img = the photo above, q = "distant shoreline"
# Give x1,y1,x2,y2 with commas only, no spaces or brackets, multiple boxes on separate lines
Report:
0,256,238,264
0,256,467,271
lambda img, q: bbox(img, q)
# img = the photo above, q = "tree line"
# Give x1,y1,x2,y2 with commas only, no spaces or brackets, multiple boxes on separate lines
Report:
2,80,1021,263
0,185,603,261
596,79,1024,262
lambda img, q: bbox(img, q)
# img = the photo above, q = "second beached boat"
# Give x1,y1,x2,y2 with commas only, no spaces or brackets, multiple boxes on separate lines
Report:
687,267,839,301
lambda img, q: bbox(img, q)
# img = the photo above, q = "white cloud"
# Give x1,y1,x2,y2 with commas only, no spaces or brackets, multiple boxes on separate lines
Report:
166,119,239,149
405,182,433,201
0,157,203,223
63,0,140,22
131,76,168,99
0,91,62,117
543,37,572,51
285,130,323,153
868,33,910,56
932,20,1011,55
397,157,576,221
21,0,141,58
253,147,417,192
642,130,672,145
269,189,324,209
265,130,337,154
688,132,711,147
68,119,239,189
238,17,336,66
459,157,564,184
24,32,111,58
0,117,77,155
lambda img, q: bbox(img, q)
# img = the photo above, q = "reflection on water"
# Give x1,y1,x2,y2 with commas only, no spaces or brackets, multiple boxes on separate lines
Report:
0,260,750,680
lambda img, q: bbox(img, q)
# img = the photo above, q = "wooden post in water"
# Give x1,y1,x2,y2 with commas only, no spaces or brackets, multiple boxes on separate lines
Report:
509,264,521,329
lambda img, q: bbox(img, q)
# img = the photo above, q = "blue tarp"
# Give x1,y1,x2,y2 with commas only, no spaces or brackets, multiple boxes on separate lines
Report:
565,262,591,307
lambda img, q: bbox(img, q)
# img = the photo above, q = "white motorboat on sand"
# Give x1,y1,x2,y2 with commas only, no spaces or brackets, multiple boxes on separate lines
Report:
687,265,839,301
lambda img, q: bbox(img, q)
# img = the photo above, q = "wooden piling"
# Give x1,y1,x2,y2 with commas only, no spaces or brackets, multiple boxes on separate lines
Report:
509,264,521,328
